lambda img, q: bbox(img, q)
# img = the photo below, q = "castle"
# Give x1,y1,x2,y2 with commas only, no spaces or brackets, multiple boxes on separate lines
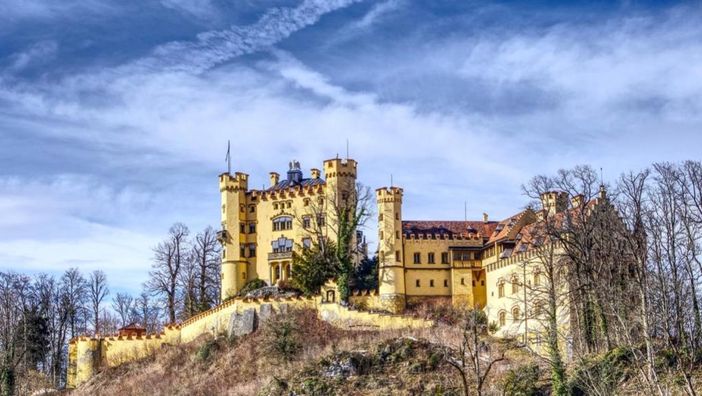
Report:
67,156,599,387
220,157,593,348
217,157,362,300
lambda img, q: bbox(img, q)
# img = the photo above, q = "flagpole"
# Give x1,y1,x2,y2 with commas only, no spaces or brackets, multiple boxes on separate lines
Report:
226,140,231,174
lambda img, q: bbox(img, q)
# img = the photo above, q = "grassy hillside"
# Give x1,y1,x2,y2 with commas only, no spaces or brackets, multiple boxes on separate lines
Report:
70,307,702,395
71,309,540,396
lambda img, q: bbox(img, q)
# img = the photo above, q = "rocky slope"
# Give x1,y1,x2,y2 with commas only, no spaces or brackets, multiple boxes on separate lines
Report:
71,309,540,396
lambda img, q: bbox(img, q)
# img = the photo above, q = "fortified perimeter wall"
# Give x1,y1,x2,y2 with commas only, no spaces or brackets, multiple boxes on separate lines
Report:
68,293,433,389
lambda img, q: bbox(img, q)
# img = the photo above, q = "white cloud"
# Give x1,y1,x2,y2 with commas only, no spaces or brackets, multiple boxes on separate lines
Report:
0,0,115,22
7,41,58,72
2,2,702,293
160,0,218,20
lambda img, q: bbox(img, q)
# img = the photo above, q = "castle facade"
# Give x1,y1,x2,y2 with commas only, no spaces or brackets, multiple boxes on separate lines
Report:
218,158,359,300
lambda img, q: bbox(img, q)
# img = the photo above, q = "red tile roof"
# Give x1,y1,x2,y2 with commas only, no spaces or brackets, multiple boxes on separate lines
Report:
402,220,499,239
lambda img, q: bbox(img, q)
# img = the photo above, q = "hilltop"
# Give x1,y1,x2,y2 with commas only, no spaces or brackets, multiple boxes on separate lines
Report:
70,309,540,396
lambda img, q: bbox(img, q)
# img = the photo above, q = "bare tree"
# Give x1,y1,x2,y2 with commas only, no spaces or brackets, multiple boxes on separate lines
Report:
88,270,109,335
135,291,160,333
112,293,135,328
510,235,570,396
146,223,189,324
191,226,220,312
444,309,505,396
59,268,87,339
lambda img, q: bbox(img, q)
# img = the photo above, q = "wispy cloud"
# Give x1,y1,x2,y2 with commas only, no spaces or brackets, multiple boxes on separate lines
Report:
135,0,363,74
1,1,702,295
6,40,58,72
0,0,115,22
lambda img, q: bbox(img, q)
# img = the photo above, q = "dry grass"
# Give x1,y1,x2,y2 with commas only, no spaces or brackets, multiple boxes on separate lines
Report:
71,309,547,396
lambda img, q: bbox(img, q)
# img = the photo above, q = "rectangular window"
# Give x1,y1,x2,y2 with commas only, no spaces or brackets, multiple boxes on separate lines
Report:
428,252,435,264
430,279,434,287
441,252,449,264
222,248,226,259
248,244,256,257
240,223,246,234
378,213,384,221
249,223,256,234
303,216,311,229
395,212,399,220
460,278,465,285
444,279,448,287
413,252,421,264
303,238,312,249
316,214,325,226
240,245,246,258
415,279,420,287
380,231,384,240
395,250,401,262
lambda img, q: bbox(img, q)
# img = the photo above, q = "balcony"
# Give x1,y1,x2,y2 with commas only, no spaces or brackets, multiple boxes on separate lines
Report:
216,229,229,243
268,251,293,261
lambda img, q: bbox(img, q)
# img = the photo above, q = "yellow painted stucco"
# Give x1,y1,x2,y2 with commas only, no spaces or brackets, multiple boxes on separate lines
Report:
219,158,358,301
67,156,592,389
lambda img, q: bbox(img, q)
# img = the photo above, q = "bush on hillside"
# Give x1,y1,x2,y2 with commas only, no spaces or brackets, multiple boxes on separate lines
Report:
238,278,268,296
569,346,634,395
502,363,543,396
261,312,302,361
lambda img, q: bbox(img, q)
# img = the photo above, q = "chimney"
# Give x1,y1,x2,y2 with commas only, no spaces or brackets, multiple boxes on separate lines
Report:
483,213,489,223
269,172,280,187
310,168,321,179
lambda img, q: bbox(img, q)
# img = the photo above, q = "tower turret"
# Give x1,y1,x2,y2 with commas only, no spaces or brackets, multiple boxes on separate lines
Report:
376,186,406,313
219,171,249,301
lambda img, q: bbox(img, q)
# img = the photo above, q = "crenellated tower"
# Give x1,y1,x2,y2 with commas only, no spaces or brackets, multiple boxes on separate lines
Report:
376,186,406,313
323,158,358,245
219,171,249,301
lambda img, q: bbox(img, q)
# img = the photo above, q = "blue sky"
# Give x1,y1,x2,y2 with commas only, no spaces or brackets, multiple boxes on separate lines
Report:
1,0,701,295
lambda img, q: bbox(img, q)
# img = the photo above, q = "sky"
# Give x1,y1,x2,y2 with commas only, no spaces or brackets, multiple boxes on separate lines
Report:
1,0,701,295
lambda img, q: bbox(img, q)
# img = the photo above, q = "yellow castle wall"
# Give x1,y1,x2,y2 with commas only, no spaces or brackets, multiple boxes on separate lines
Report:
221,159,358,299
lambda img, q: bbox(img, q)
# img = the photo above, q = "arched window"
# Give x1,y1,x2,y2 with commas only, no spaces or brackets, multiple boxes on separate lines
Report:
533,271,541,287
272,216,293,231
511,276,520,294
512,306,521,321
498,311,506,327
497,280,505,298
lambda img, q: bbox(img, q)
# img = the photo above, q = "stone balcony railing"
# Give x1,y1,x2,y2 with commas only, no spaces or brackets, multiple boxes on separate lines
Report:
268,251,293,261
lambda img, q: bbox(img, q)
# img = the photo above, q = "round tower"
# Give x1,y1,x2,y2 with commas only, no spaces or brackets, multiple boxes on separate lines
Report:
376,186,406,313
219,172,249,301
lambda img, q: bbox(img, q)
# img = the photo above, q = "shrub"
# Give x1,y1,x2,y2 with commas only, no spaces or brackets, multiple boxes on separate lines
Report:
488,321,499,334
502,364,542,396
195,338,220,362
238,278,267,296
569,346,633,395
262,314,302,361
